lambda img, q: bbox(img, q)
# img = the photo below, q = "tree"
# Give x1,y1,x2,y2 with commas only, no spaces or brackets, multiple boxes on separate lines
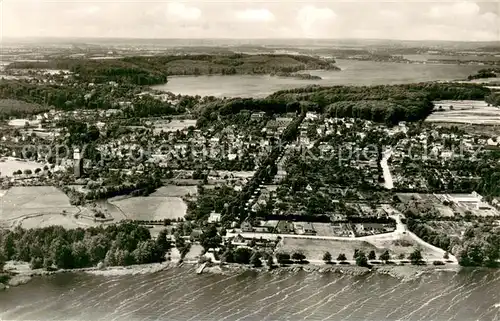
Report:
35,168,42,174
337,253,347,262
355,251,369,267
155,229,172,255
50,238,74,269
409,248,424,265
276,252,291,265
291,251,306,263
443,251,449,260
368,250,376,260
250,251,262,268
323,251,332,263
23,169,32,175
233,247,252,264
199,225,222,252
379,250,390,263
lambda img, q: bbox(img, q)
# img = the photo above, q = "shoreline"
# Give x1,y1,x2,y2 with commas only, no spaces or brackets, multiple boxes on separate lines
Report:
1,259,462,291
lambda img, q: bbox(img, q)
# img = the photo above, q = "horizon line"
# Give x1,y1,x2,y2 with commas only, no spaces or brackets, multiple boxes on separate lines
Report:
3,36,500,44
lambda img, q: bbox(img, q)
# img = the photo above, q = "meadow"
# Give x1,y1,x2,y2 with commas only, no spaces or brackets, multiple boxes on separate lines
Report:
110,196,187,221
427,100,500,125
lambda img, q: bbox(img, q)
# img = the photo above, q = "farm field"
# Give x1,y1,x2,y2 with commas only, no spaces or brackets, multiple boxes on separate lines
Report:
110,196,187,221
0,186,81,227
427,100,500,125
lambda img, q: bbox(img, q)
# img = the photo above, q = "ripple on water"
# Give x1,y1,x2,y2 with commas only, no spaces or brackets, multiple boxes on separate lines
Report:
0,268,499,321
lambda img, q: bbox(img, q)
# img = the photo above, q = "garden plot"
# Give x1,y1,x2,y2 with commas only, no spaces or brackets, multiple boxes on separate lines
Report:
110,196,187,221
427,100,500,125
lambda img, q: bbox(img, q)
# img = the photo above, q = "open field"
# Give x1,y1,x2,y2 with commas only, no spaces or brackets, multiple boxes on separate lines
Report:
149,185,198,197
427,100,500,125
20,214,82,229
368,234,446,261
110,196,187,221
276,238,379,261
153,119,197,134
276,234,444,262
0,157,46,177
0,186,81,228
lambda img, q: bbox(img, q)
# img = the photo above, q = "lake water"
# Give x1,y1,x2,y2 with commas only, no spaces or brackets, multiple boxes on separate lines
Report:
1,267,499,321
154,60,484,98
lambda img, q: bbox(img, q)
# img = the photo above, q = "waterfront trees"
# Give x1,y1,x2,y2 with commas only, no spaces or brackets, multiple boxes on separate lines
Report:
409,249,424,265
0,223,168,270
355,251,369,267
323,251,332,263
379,250,390,263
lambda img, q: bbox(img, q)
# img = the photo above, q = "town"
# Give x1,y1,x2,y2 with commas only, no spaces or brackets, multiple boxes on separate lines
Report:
0,54,499,275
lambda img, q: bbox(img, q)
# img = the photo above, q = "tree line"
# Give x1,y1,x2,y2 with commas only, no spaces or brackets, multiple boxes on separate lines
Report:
0,223,172,270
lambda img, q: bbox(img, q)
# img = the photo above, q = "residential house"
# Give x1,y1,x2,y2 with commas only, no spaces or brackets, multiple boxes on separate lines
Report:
293,222,316,235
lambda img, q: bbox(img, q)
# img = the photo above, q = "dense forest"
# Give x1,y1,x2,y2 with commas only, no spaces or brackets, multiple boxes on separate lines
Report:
268,83,491,103
195,83,492,126
6,54,339,83
0,223,171,270
325,100,433,125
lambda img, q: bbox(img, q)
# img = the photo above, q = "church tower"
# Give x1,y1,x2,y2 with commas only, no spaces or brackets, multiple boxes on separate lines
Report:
74,148,83,178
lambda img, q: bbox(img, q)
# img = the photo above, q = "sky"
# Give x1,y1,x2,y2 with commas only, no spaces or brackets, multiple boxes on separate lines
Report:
1,0,499,41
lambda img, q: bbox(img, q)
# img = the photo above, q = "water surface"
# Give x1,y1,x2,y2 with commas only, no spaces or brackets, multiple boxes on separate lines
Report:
154,60,484,98
1,267,499,321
